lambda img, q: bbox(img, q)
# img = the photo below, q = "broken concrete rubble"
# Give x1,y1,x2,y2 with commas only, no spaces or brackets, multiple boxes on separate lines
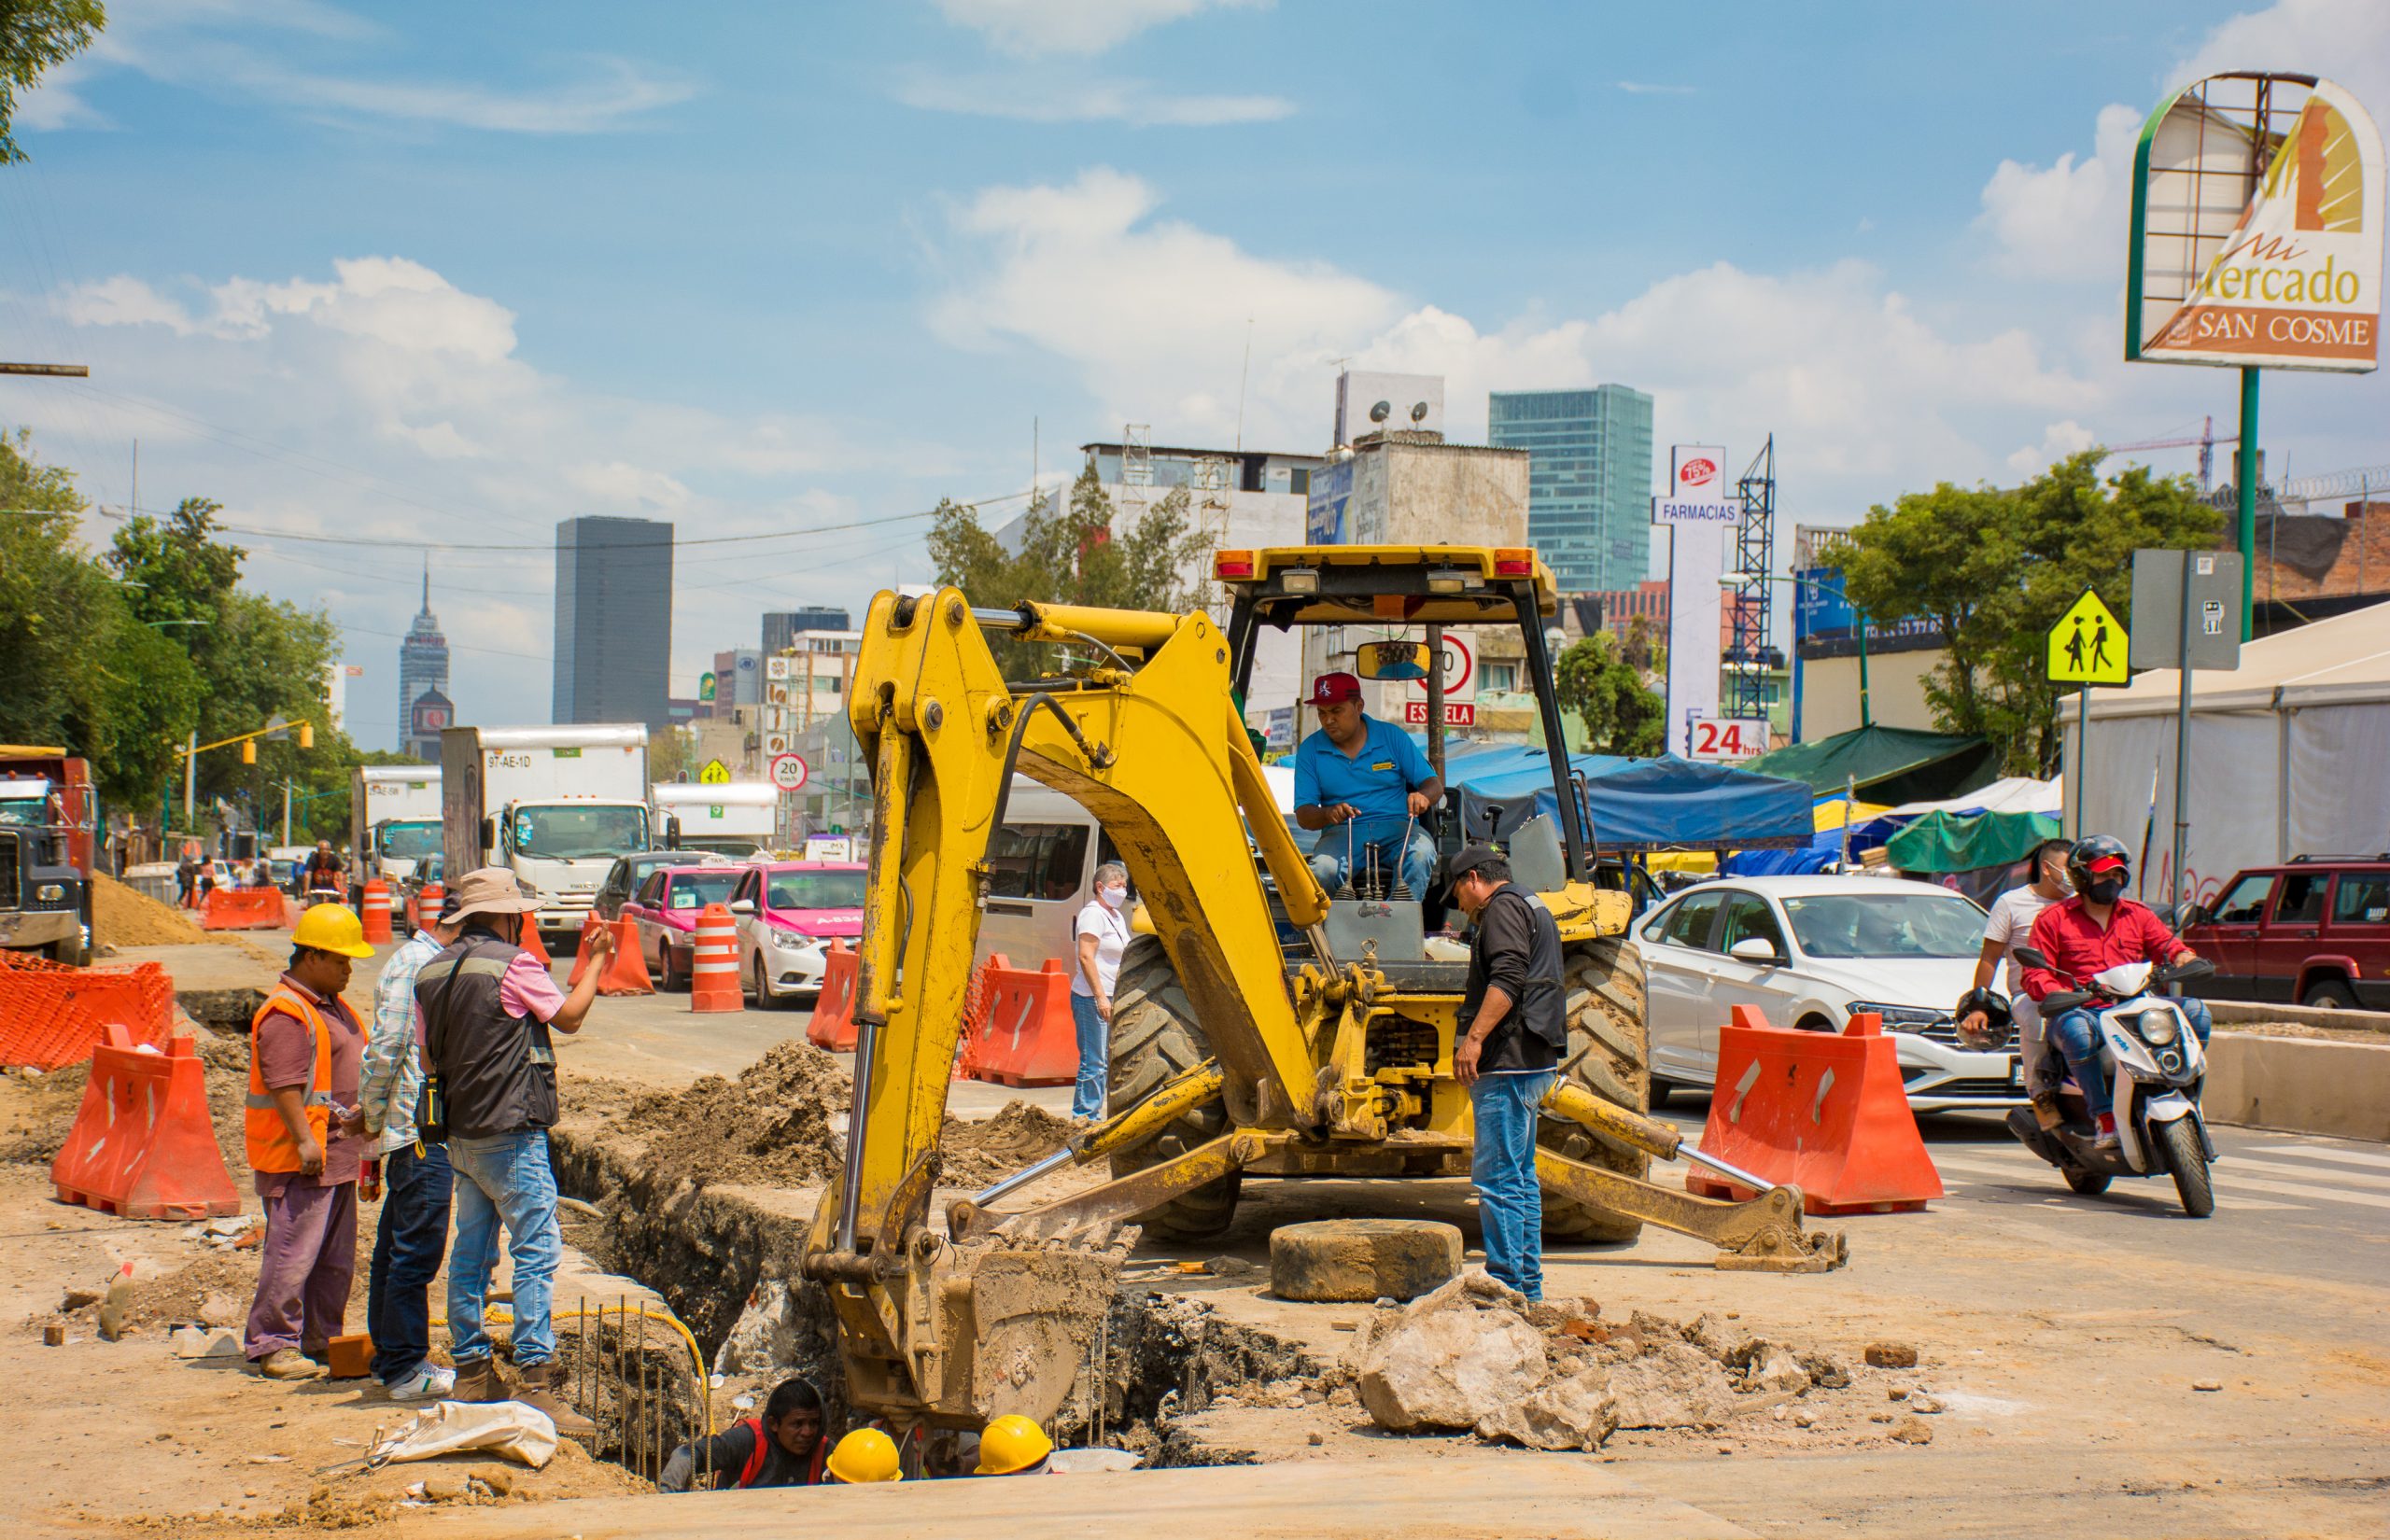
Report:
1353,1275,1550,1432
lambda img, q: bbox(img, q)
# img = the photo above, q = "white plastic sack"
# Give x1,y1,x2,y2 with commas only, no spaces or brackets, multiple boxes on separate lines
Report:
370,1399,558,1469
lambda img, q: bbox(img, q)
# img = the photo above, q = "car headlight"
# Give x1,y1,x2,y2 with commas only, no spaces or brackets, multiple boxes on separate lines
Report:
35,883,64,903
2137,1008,2179,1045
1847,1001,1945,1030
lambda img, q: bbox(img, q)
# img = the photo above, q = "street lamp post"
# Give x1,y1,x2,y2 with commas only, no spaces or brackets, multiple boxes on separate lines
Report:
1722,570,1871,730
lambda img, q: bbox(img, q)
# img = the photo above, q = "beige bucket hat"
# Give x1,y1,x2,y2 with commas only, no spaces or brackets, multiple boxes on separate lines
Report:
449,865,544,923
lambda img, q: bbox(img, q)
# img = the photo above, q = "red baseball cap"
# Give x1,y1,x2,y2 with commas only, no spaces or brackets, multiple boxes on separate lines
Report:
2083,854,2128,875
1305,672,1361,707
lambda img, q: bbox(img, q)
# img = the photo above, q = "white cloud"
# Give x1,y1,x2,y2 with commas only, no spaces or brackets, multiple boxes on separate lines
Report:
2005,419,2101,479
895,67,1291,126
933,0,1269,58
1975,104,2142,281
2173,0,2390,111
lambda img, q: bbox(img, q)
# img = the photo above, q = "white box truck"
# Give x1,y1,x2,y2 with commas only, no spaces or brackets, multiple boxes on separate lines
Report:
653,781,777,859
442,724,651,945
350,766,443,901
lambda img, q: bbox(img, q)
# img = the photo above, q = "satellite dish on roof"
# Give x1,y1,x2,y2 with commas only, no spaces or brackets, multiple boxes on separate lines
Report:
1369,400,1391,423
1411,401,1429,424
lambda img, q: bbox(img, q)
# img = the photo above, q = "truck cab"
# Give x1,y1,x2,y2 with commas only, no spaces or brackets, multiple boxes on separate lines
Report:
0,777,90,964
495,797,652,942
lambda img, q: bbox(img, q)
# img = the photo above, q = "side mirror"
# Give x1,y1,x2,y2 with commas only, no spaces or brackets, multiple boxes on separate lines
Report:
2013,945,2050,972
1356,639,1430,681
1728,936,1782,964
666,815,682,850
2180,903,2208,927
480,817,498,851
728,898,756,915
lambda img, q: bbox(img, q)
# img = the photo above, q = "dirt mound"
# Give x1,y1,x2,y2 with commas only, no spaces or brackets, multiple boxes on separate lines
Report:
941,1099,1076,1186
91,874,204,948
601,1043,1075,1191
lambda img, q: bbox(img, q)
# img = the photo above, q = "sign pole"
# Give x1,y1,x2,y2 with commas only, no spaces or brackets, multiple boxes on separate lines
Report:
2170,552,2196,914
2074,684,2088,840
2237,367,2259,642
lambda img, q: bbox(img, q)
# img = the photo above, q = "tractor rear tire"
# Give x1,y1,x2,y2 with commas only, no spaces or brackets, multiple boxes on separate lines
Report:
1106,934,1242,1241
1538,936,1652,1245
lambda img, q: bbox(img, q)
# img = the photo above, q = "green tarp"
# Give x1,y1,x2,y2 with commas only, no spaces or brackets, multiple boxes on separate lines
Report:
1744,723,1999,806
1886,807,2063,875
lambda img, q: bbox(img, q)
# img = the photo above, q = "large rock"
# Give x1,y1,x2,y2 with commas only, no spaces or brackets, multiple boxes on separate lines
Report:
1606,1337,1741,1431
1354,1274,1550,1432
1475,1365,1619,1451
1270,1219,1463,1303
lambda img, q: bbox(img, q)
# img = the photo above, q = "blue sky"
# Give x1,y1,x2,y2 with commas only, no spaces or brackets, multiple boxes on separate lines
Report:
5,0,2387,745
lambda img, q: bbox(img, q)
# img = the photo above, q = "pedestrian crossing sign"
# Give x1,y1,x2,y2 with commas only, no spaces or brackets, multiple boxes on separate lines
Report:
2048,589,2130,685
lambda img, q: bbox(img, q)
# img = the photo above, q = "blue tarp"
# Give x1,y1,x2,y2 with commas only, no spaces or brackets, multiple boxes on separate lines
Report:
1439,747,1814,851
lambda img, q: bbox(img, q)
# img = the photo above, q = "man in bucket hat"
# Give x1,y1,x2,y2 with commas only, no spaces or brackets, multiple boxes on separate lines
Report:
415,867,615,1438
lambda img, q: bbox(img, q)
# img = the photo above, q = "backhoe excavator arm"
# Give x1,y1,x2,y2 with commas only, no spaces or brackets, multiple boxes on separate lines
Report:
801,587,1328,1425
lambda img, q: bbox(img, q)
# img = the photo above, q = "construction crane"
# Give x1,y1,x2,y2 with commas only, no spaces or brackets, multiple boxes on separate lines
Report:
2098,416,2238,492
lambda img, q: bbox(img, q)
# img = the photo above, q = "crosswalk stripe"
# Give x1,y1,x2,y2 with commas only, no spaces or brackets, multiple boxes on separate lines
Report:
2249,1144,2390,1172
2208,1172,2390,1211
2228,1156,2390,1192
1923,1152,2314,1211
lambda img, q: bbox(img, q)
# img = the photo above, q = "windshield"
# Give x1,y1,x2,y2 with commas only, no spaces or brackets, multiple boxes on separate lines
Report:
379,820,443,860
512,805,649,861
1780,891,1988,959
0,797,45,827
666,871,745,910
767,870,867,910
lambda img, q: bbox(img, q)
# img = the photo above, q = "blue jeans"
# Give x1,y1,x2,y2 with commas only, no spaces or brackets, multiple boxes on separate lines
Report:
447,1129,563,1368
1309,824,1437,899
1070,991,1107,1119
1469,1070,1557,1301
367,1141,453,1383
2049,997,2212,1118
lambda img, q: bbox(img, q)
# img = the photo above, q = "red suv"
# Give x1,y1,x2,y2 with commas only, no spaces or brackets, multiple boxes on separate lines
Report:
2180,857,2390,1010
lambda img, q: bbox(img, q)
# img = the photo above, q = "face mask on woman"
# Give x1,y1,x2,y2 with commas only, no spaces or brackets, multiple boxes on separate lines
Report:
1097,884,1128,908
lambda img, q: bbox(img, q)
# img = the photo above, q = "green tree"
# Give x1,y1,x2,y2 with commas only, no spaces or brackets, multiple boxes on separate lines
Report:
1836,451,2222,776
1554,632,1666,756
929,465,1217,672
0,1,104,163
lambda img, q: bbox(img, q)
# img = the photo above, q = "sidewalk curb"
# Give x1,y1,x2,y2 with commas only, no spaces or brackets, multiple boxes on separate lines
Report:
2207,999,2390,1036
2206,1031,2390,1143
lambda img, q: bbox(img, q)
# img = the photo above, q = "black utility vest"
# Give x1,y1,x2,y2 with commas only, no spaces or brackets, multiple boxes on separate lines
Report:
416,932,557,1140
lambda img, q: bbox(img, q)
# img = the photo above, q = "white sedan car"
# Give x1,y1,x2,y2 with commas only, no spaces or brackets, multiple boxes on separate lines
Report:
1635,875,2025,1112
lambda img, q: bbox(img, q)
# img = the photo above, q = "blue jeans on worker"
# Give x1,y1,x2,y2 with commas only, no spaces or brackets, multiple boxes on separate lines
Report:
1469,1070,1556,1301
367,1141,454,1384
1309,821,1437,899
446,1129,562,1369
2048,996,2212,1117
1070,991,1108,1120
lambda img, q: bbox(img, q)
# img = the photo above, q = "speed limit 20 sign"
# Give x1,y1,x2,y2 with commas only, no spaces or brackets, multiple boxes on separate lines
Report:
1687,715,1769,762
769,753,809,791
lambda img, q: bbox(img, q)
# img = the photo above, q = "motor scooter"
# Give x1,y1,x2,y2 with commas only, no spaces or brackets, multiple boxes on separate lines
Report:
2004,946,2218,1217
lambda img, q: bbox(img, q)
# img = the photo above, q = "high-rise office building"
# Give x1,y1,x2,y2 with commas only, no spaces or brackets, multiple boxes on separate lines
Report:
398,564,450,760
762,607,851,657
1487,385,1654,594
554,515,674,730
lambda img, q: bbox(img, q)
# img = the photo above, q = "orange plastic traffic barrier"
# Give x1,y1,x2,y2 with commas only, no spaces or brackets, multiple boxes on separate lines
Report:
50,1025,242,1220
517,918,553,970
359,878,393,944
1684,1005,1944,1215
950,953,1006,1081
807,939,860,1051
967,958,1080,1087
689,903,742,1013
201,887,288,931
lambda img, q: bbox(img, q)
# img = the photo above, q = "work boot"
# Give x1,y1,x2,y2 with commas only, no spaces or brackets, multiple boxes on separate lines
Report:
2031,1090,2064,1132
253,1348,325,1381
450,1356,508,1403
512,1360,597,1441
2094,1113,2120,1150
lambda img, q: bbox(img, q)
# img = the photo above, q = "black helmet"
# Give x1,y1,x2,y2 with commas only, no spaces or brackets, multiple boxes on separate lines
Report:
2065,834,2131,895
1953,985,2012,1030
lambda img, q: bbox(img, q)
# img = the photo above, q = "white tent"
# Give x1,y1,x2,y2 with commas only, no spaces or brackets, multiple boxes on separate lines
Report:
1891,776,2063,819
2063,599,2390,905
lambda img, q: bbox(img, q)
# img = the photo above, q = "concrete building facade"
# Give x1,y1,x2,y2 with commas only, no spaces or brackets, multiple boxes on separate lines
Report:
554,514,673,731
762,607,851,658
1487,385,1654,595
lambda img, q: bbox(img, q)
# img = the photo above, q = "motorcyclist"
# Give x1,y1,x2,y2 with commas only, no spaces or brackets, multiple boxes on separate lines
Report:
301,839,344,902
2019,835,2211,1149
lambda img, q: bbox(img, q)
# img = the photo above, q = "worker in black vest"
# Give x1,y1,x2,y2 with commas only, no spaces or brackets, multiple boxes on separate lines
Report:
414,866,615,1439
1444,844,1568,1303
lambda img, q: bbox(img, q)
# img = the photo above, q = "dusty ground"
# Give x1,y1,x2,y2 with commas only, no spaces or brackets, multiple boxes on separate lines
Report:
5,929,2386,1539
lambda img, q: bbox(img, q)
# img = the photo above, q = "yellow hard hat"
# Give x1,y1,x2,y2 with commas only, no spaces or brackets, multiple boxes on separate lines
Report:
974,1414,1053,1476
825,1428,903,1484
291,903,373,959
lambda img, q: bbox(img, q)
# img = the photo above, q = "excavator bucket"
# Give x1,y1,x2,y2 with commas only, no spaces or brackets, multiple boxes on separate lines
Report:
962,1246,1121,1423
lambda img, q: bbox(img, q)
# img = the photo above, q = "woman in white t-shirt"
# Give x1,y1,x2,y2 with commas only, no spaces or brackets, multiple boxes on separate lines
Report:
1069,863,1132,1120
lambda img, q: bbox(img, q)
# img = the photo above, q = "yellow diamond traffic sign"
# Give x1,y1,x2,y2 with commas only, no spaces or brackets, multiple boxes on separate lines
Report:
2047,588,2129,685
697,759,732,784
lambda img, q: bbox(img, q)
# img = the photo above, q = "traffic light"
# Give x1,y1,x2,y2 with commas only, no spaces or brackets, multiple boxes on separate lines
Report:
297,721,315,749
242,739,257,765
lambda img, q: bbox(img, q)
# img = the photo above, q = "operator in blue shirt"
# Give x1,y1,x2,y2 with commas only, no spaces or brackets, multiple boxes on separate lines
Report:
1292,671,1442,899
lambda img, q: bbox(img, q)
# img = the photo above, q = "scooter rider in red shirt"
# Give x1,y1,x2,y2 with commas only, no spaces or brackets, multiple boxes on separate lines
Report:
2019,835,2212,1149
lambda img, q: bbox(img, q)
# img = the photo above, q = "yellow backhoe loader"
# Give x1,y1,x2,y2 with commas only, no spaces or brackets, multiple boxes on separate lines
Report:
801,545,1844,1435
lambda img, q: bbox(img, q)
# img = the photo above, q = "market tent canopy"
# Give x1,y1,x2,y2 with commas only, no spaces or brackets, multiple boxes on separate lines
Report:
1891,776,2062,819
1439,748,1813,851
1746,724,2000,806
1886,807,2064,875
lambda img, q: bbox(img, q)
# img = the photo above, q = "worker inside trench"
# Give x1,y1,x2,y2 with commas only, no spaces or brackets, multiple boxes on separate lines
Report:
552,1188,1314,1489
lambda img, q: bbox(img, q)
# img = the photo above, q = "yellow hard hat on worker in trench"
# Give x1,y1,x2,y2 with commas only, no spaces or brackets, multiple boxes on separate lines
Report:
974,1414,1053,1476
825,1428,903,1484
291,903,374,959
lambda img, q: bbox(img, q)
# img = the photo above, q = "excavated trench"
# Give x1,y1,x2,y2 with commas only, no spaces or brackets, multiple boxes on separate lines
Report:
548,1121,1321,1470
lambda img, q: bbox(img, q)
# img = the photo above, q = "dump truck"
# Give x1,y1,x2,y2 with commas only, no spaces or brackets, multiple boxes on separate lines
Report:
441,724,652,946
801,546,1844,1437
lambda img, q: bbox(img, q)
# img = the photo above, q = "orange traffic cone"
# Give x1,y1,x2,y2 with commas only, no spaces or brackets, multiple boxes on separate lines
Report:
689,903,742,1014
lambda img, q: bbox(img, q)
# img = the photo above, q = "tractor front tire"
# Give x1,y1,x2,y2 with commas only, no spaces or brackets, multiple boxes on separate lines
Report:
1537,936,1652,1244
1106,934,1242,1241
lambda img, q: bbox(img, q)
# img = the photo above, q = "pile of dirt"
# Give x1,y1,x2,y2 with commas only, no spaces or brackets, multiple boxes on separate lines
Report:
601,1041,1075,1191
91,874,204,948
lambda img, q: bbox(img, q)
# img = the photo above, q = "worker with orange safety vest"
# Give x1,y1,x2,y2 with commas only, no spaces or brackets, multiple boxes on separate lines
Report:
658,1379,830,1491
240,903,375,1380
